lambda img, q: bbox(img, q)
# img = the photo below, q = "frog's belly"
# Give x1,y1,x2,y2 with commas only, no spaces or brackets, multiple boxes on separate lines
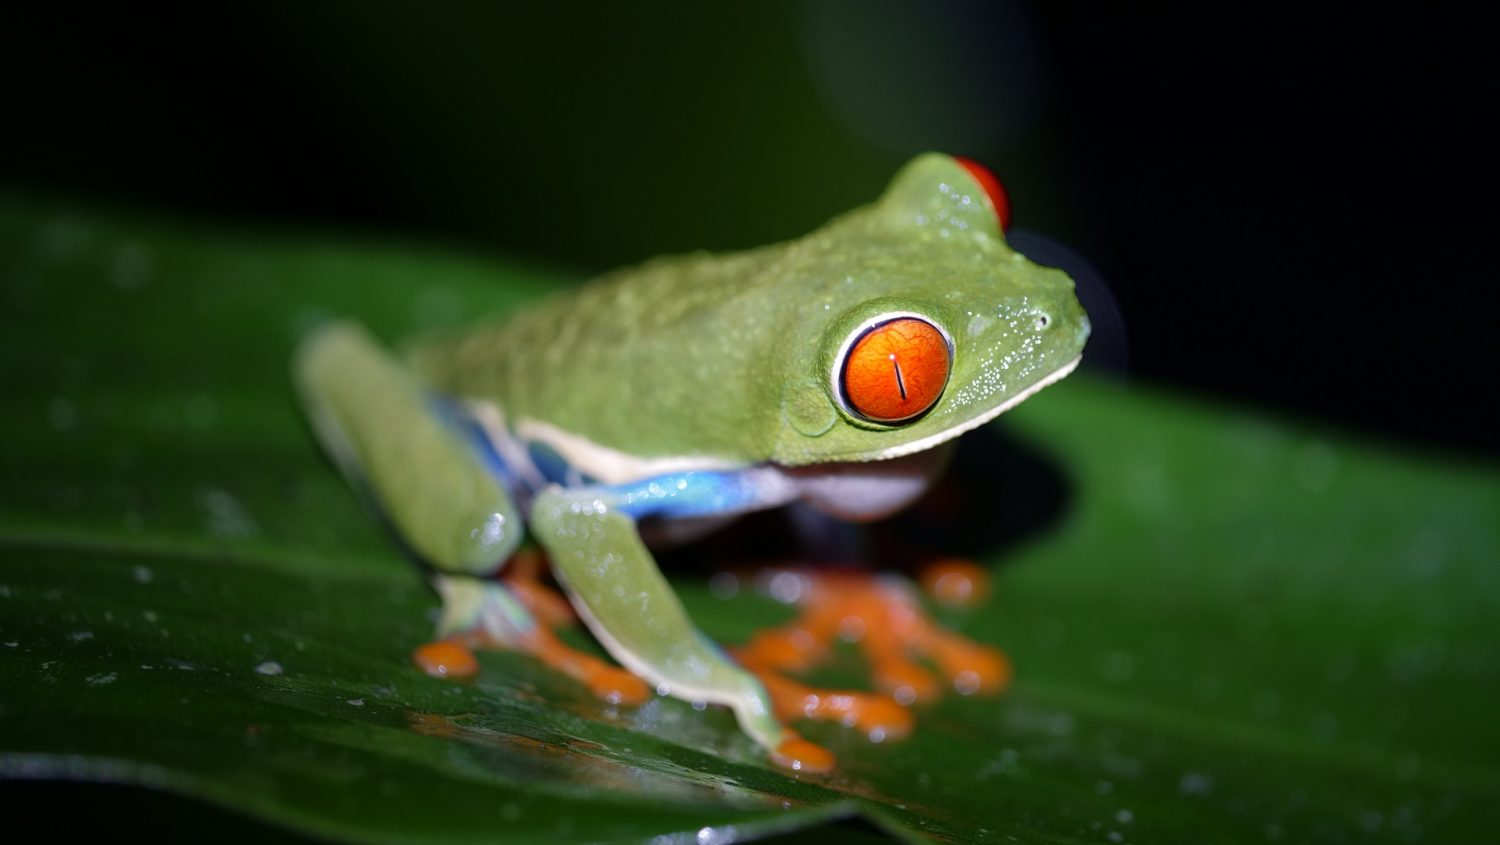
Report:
783,442,953,522
459,397,947,529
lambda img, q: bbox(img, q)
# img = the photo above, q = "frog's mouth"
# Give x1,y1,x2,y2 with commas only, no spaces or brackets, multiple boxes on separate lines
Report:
838,352,1082,464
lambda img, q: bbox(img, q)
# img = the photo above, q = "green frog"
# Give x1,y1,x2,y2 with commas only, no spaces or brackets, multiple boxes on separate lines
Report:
295,153,1090,771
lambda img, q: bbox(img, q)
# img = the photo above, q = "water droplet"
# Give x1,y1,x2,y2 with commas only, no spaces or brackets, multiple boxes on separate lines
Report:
197,487,260,539
708,571,739,599
837,615,867,643
255,661,283,676
768,571,804,604
1179,771,1214,796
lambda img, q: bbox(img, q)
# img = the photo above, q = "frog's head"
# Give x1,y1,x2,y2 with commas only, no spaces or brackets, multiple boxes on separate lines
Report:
771,153,1090,466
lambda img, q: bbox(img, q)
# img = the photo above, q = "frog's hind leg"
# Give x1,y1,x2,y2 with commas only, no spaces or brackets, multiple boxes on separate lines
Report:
295,323,645,702
294,322,523,573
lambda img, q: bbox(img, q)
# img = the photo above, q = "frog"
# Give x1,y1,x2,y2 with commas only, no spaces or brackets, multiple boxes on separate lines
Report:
294,153,1090,772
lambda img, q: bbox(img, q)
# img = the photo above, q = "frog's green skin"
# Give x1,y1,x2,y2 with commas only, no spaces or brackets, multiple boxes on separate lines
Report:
295,153,1090,755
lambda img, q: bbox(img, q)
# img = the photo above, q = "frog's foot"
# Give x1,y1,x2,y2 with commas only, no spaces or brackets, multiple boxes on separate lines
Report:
737,562,1011,715
918,558,993,609
415,572,649,706
520,623,652,706
733,649,914,743
503,547,578,630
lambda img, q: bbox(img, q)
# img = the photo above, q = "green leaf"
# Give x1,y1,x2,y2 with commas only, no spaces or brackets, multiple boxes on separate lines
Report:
2,195,1497,843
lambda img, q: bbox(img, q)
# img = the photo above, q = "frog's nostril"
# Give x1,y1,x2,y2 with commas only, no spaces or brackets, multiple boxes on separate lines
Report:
1034,314,1050,331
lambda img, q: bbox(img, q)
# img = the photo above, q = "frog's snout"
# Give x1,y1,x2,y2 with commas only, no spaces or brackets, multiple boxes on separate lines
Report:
1076,311,1093,348
1063,296,1092,355
1026,270,1092,363
1050,273,1086,355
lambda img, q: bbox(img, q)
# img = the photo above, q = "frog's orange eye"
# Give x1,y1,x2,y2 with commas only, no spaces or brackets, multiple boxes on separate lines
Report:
953,156,1012,232
839,317,952,424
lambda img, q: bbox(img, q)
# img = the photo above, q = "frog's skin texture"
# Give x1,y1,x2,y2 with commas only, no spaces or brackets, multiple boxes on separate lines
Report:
295,153,1090,770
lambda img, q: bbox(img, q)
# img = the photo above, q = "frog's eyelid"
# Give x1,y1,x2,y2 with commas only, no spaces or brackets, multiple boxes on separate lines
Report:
952,156,1012,232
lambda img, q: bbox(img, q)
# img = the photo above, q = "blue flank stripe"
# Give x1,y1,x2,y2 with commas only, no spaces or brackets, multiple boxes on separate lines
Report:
426,394,764,524
607,470,766,520
425,394,520,489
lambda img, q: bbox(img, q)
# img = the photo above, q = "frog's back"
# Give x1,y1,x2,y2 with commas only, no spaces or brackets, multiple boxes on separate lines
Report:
407,153,1088,472
409,244,790,464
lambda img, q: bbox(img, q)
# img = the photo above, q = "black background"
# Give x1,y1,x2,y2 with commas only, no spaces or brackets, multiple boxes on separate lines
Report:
4,3,1495,457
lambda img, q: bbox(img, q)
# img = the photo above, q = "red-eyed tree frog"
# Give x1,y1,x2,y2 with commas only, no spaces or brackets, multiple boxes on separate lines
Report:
295,153,1090,772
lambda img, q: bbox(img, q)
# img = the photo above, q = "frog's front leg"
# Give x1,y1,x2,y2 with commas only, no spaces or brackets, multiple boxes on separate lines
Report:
530,468,833,770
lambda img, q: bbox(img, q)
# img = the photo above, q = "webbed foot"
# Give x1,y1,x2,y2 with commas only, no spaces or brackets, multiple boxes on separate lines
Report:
733,559,1010,738
414,554,650,706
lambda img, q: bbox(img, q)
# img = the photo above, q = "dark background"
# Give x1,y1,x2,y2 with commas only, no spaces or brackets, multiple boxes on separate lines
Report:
4,2,1495,456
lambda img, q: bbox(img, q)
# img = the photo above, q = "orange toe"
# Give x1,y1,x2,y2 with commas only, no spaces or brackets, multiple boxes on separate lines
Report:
529,626,650,706
739,628,824,671
918,558,991,608
752,667,915,742
585,666,651,706
920,629,1014,695
412,640,480,680
872,656,942,705
771,734,836,774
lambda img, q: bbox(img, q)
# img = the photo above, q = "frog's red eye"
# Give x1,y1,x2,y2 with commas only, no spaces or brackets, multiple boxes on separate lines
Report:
953,156,1012,232
839,317,951,424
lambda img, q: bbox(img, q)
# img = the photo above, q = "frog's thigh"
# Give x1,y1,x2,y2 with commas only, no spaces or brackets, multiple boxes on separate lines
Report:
294,322,523,574
530,469,798,752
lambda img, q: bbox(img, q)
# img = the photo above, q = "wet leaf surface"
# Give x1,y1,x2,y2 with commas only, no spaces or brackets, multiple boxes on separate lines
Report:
2,195,1497,843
